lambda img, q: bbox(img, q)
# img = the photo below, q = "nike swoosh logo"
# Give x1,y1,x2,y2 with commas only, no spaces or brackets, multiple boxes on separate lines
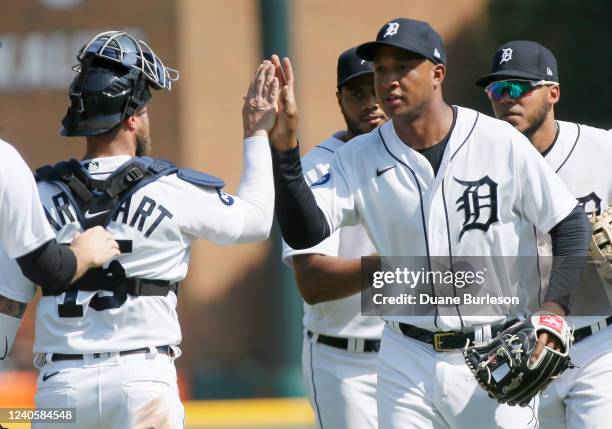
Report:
42,371,60,382
311,172,331,187
0,336,7,360
376,165,396,177
84,209,110,219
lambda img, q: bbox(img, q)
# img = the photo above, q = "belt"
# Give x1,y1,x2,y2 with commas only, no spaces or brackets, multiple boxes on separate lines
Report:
50,345,173,362
391,320,516,352
307,330,380,353
573,316,612,343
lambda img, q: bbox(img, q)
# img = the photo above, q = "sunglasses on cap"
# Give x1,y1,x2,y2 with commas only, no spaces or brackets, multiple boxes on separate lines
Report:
485,79,557,101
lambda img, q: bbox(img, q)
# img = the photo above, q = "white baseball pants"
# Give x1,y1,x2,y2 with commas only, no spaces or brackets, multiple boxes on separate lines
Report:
32,348,184,429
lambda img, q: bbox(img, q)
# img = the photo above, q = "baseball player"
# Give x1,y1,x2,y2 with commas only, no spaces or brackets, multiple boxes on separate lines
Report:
268,18,591,429
477,40,612,429
0,138,119,371
0,31,278,428
281,47,386,429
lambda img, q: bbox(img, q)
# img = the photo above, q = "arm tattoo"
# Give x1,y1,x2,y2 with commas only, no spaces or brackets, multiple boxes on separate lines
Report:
0,295,27,319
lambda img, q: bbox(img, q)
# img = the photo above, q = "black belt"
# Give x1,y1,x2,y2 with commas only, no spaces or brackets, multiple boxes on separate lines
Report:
50,345,173,362
395,320,516,352
573,316,612,343
307,330,380,353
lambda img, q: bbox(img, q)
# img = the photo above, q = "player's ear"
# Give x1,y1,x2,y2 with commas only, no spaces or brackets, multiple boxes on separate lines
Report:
336,89,342,107
432,63,446,88
548,85,560,105
123,114,138,132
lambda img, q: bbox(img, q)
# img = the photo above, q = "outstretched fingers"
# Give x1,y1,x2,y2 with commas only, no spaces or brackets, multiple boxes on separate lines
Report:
267,77,280,108
262,61,276,103
254,60,270,101
242,60,281,137
271,54,285,86
281,57,294,87
246,63,265,100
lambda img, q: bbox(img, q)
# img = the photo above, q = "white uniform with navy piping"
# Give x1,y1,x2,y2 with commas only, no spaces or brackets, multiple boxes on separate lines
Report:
283,132,384,429
0,136,273,429
306,107,578,428
535,121,612,429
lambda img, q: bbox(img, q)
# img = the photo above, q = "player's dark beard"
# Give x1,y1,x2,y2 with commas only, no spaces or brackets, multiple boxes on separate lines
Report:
522,101,550,140
340,107,365,140
135,132,152,156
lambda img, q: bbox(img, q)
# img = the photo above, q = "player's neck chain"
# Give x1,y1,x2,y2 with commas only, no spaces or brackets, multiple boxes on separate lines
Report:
542,121,560,158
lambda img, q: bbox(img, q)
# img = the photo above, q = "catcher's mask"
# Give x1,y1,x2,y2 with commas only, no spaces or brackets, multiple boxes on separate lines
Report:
60,31,179,137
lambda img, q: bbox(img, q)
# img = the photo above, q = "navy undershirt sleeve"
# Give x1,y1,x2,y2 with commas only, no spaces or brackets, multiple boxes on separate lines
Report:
16,239,77,294
272,145,331,249
545,204,591,313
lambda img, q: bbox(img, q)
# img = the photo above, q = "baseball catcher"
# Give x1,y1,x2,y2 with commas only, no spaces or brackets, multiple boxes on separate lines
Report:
464,312,574,407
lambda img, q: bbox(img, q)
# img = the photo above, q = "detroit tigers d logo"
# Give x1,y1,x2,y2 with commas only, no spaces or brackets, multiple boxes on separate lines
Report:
383,22,400,38
454,175,499,241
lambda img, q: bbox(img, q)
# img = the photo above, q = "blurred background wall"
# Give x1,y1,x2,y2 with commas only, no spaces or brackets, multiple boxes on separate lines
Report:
1,0,611,404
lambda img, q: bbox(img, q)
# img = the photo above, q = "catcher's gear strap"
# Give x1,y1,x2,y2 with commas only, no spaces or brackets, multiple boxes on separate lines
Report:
176,168,225,188
0,312,20,370
16,239,77,295
40,260,179,298
35,157,180,298
36,157,178,229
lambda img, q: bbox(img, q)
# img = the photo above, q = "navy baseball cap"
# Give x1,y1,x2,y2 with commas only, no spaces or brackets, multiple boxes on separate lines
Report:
475,40,559,87
337,47,373,89
356,18,446,65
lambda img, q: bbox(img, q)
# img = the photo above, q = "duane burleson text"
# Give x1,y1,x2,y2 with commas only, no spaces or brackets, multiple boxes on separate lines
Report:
372,293,519,306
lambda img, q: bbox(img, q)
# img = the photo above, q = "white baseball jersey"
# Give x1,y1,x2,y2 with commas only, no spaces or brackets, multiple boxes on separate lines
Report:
28,137,273,353
0,247,35,304
309,106,577,331
282,132,384,339
0,139,55,258
535,120,612,328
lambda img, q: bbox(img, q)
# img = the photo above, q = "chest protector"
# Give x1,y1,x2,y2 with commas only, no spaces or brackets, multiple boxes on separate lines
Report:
35,157,224,300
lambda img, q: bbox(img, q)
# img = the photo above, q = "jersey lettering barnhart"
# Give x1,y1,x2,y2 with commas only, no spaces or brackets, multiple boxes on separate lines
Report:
48,192,174,238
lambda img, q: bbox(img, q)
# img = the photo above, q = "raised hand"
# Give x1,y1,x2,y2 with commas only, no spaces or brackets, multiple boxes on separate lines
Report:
269,55,298,151
242,60,280,138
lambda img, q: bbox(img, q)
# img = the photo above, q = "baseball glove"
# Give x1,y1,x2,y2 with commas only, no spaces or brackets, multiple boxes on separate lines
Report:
589,206,612,282
463,312,574,407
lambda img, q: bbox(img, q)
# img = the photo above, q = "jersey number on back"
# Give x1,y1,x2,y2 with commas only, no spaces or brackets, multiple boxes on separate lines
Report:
58,240,131,318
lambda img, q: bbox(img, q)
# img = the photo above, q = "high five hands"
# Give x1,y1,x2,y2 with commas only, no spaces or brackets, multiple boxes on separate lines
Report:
242,60,280,138
269,55,298,152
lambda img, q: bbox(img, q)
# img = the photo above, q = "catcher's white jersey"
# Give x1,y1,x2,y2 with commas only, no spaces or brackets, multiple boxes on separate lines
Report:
0,139,54,258
535,120,612,328
282,133,384,338
11,137,273,354
310,106,577,331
